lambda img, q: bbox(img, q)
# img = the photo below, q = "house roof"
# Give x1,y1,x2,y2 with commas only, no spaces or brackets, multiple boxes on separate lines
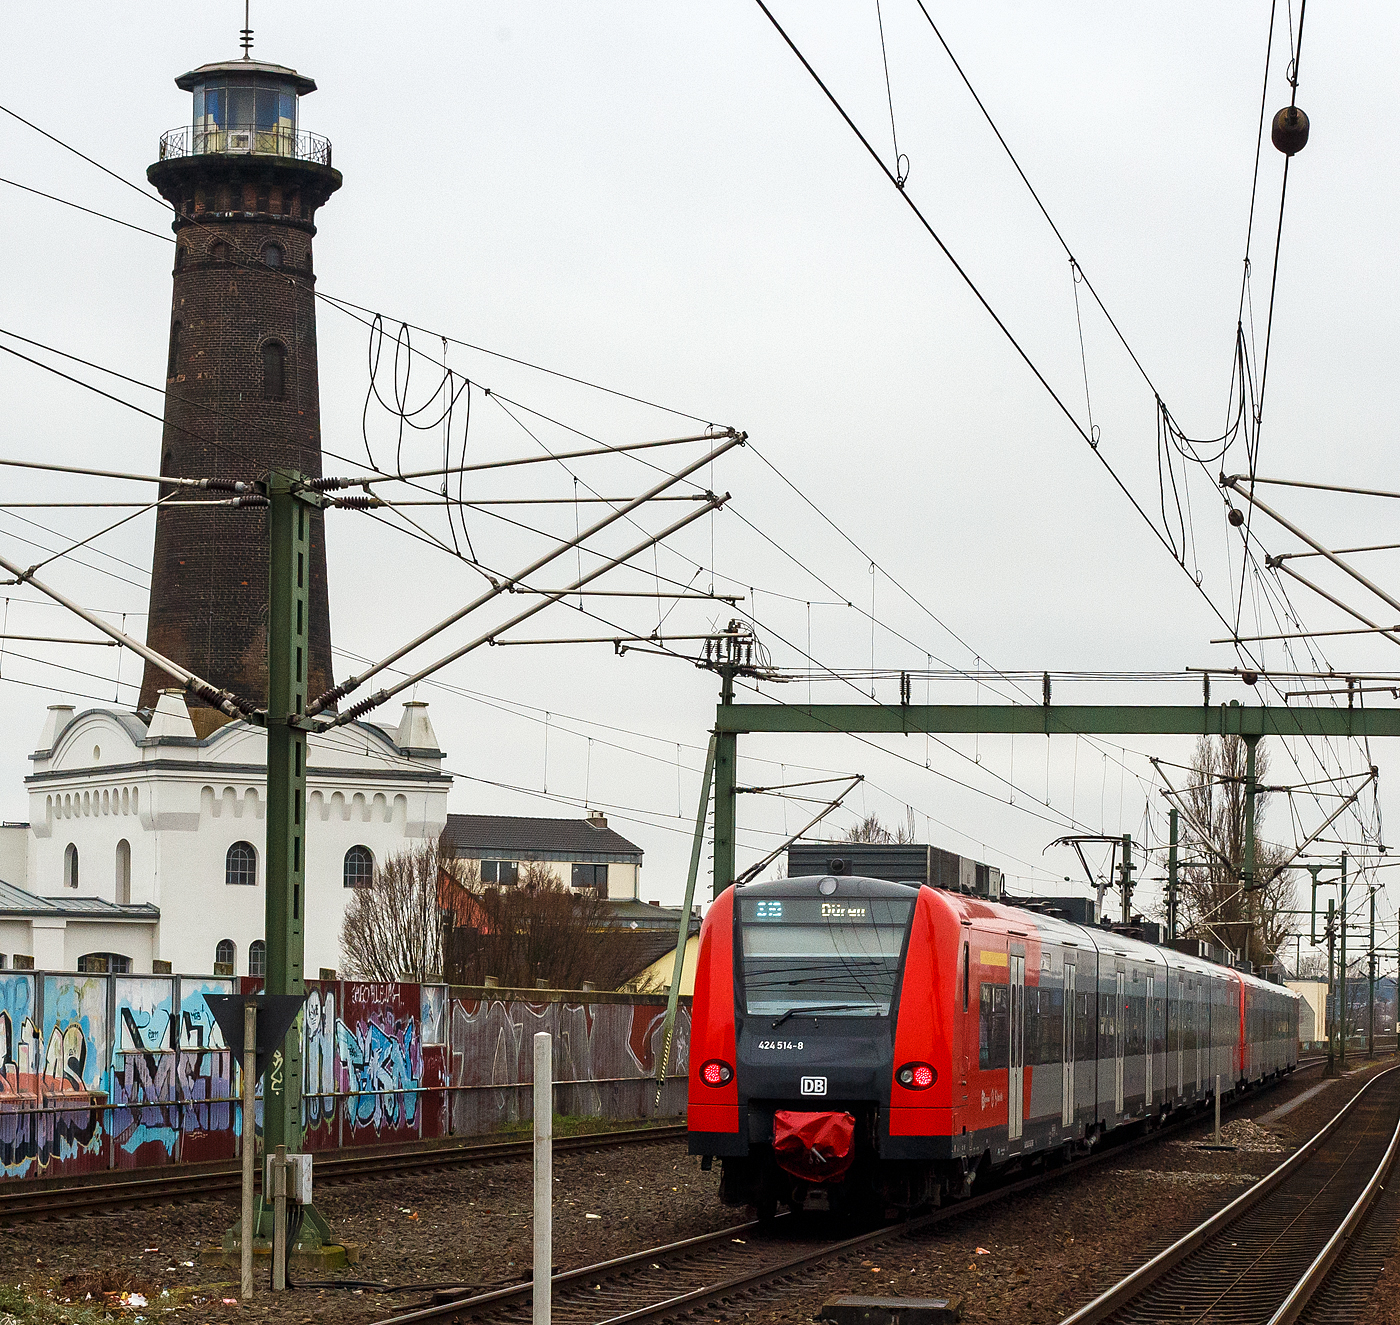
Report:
601,900,699,982
0,879,160,921
443,814,643,864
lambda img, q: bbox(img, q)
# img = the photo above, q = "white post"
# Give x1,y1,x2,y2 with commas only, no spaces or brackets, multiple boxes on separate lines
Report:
241,1004,257,1300
533,1032,552,1325
272,1144,287,1292
1214,1073,1222,1145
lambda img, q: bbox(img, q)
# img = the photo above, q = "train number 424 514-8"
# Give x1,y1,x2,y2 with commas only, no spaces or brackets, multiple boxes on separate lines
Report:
756,1040,803,1050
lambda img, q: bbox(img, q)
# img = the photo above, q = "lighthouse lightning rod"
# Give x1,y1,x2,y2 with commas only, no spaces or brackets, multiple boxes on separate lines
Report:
306,432,743,716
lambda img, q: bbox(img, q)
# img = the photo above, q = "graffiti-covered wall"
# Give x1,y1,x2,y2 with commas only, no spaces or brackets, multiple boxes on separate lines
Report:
0,971,234,1180
0,971,690,1180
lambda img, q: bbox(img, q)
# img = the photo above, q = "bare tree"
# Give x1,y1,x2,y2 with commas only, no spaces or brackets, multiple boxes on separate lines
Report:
443,870,646,990
842,813,915,844
1176,735,1296,968
339,835,469,982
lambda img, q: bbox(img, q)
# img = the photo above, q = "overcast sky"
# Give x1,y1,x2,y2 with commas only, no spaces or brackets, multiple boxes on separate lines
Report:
2,3,1397,956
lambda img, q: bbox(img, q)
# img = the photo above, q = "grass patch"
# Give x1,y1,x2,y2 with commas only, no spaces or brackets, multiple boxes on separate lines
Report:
492,1113,680,1138
0,1283,114,1324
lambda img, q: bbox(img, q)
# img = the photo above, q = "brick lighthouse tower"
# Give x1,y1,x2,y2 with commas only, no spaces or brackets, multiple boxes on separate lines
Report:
141,47,341,730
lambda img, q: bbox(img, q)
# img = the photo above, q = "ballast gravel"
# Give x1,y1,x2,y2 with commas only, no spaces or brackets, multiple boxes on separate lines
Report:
3,1060,1397,1325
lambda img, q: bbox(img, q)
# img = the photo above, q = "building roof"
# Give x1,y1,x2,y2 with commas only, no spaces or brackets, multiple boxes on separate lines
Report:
176,60,318,95
443,814,643,864
0,879,159,922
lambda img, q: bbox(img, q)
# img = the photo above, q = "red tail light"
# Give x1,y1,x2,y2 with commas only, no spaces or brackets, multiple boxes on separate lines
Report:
897,1061,936,1090
700,1058,734,1087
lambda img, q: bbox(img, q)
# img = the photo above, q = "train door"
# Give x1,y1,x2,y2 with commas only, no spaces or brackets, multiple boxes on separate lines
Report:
1195,979,1204,1089
1062,961,1076,1128
1114,969,1125,1115
1145,974,1154,1105
1008,954,1025,1142
1175,973,1184,1097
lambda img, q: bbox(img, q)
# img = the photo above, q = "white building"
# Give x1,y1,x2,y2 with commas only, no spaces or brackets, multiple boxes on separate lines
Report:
0,691,450,976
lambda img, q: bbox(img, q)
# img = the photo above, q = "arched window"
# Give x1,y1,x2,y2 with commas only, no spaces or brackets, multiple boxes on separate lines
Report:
115,839,131,905
64,842,79,890
249,940,266,977
261,340,285,401
226,841,257,887
174,245,186,269
263,243,284,269
215,939,236,972
343,845,374,889
167,320,181,379
212,241,229,262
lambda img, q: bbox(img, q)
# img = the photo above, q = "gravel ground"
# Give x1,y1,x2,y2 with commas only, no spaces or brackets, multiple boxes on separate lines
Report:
735,1058,1399,1325
0,1134,729,1324
2,1060,1395,1325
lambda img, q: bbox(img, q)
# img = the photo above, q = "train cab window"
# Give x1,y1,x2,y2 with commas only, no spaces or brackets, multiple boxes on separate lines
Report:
736,893,914,1019
979,983,1010,1069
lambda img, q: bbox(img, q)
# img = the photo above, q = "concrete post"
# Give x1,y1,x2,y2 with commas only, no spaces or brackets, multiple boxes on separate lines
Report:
533,1032,552,1325
272,1145,287,1292
241,1003,256,1300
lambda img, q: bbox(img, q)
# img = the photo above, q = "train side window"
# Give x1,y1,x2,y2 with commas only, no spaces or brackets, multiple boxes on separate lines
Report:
962,942,969,1012
1075,991,1094,1059
979,983,1009,1070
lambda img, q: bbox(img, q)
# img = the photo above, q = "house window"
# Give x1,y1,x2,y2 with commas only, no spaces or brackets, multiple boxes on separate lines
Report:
64,842,79,890
249,940,266,977
263,242,283,268
571,863,608,894
481,859,518,886
261,340,285,401
343,845,374,889
115,839,131,904
167,320,181,379
77,953,130,974
215,938,236,973
226,840,257,887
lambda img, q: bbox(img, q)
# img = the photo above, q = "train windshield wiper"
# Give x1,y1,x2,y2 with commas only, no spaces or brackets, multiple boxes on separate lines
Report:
771,1002,870,1028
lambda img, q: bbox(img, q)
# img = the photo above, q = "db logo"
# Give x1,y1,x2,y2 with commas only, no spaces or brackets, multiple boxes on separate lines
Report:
800,1076,827,1096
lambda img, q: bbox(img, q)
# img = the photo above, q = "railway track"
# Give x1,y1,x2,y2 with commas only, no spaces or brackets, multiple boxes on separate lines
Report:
0,1123,686,1225
1060,1061,1400,1325
371,1058,1337,1325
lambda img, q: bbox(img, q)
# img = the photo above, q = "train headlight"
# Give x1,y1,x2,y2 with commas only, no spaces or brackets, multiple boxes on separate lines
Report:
700,1058,734,1087
897,1062,936,1090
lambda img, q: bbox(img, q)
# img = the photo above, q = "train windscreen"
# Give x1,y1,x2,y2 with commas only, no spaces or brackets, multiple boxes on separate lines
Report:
737,895,915,1018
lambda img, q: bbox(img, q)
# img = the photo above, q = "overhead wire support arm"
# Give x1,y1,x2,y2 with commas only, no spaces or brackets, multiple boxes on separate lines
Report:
733,774,864,886
0,550,254,718
324,493,731,728
1268,561,1400,649
0,456,252,490
306,432,744,716
1223,474,1400,618
317,429,737,488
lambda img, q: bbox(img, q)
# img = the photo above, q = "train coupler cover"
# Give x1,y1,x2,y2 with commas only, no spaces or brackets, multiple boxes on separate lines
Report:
772,1109,857,1183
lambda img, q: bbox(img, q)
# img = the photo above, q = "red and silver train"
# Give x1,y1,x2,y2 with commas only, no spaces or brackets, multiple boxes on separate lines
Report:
688,873,1301,1216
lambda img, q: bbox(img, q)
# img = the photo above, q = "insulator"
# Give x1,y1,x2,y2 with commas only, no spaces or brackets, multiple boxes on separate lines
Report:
1271,106,1310,156
332,495,383,509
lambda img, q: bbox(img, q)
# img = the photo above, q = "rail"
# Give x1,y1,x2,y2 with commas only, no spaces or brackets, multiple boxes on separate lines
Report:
368,1058,1333,1325
1058,1061,1400,1325
158,124,332,167
0,1122,686,1225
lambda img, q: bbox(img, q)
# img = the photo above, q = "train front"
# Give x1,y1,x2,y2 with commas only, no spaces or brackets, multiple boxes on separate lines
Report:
688,874,948,1218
